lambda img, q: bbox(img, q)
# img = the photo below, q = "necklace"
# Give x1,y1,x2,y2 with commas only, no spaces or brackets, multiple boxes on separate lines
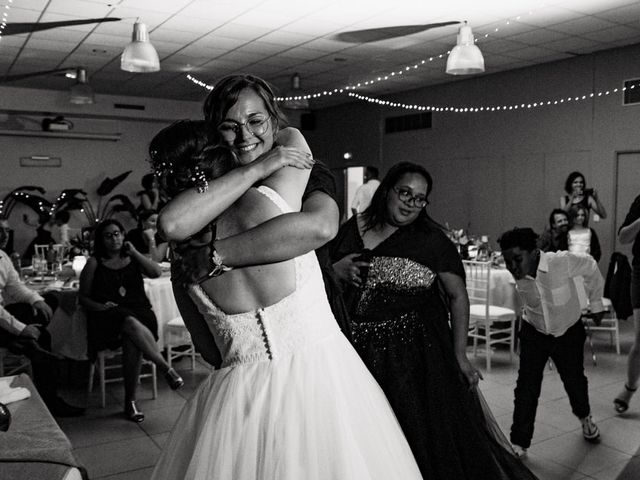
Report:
103,256,128,297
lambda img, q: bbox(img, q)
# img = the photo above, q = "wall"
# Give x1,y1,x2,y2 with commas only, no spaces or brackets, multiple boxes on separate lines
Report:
0,86,202,254
308,43,640,266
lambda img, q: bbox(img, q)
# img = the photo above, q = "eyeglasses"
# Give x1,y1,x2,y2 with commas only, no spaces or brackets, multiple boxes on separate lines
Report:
217,115,271,140
393,187,428,208
102,230,122,239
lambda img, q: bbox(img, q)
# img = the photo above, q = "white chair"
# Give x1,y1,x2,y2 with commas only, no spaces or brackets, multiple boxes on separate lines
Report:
582,297,621,365
463,260,518,372
165,317,197,370
88,348,157,408
0,347,32,377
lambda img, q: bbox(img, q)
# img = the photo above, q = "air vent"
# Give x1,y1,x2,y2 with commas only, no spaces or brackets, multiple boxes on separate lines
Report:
113,103,146,110
385,112,432,134
623,78,640,106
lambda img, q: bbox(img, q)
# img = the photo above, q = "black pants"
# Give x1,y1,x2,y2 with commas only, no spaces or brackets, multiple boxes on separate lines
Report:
0,296,59,403
510,319,590,448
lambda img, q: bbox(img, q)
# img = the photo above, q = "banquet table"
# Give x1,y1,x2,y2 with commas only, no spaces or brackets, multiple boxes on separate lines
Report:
32,274,181,361
0,374,85,480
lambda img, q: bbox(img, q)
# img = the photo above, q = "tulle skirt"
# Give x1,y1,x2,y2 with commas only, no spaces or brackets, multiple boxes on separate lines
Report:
151,333,422,480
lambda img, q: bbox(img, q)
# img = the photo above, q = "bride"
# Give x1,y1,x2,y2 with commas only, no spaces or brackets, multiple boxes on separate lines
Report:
149,75,422,479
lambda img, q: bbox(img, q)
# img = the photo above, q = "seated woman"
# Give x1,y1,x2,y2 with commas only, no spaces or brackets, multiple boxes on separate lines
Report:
560,171,606,225
137,173,166,213
78,219,183,423
568,205,601,262
126,210,168,263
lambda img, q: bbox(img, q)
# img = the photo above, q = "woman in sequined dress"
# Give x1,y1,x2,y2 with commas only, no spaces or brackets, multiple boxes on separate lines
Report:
330,162,538,480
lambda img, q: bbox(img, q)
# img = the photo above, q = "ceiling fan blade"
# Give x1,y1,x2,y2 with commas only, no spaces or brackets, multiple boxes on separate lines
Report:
334,21,460,43
3,18,121,36
0,68,73,82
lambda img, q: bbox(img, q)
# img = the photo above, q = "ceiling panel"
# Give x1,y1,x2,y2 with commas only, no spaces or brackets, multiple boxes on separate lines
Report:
0,0,637,108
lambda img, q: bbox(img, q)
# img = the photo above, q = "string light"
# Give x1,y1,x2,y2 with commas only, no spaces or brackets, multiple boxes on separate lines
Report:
347,83,637,113
0,0,13,42
187,6,548,101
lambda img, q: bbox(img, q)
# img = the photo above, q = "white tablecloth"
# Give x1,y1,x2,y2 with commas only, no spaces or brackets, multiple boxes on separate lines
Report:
465,267,519,312
47,275,180,361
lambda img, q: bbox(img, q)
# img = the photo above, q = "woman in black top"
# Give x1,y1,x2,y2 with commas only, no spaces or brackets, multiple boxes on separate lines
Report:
79,219,183,422
330,162,538,479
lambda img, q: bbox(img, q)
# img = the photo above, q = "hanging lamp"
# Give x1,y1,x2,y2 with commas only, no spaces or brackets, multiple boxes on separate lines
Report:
446,21,485,75
121,20,160,72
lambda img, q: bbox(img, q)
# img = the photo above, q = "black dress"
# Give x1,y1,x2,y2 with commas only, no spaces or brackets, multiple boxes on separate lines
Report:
330,217,538,480
87,259,158,357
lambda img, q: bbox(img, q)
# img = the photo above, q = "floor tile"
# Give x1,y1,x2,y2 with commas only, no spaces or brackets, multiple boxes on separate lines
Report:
74,436,160,478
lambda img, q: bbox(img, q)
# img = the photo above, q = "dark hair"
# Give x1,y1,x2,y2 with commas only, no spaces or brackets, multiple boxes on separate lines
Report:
138,209,157,223
54,210,70,224
363,161,434,231
498,227,539,252
92,219,125,259
548,208,567,228
366,166,379,179
149,120,238,199
141,173,156,191
564,171,586,194
568,204,588,226
203,74,287,137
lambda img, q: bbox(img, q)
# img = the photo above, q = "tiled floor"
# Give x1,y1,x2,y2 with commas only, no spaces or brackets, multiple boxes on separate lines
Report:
56,320,640,480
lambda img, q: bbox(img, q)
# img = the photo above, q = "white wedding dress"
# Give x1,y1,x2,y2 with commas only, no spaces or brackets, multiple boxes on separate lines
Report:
151,186,422,480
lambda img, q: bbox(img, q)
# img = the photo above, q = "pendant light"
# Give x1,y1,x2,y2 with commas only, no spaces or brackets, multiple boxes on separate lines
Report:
446,21,485,75
121,20,160,73
282,73,310,110
69,68,94,104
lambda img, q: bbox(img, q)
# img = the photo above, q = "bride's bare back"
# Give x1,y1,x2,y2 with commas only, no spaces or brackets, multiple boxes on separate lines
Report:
199,184,300,315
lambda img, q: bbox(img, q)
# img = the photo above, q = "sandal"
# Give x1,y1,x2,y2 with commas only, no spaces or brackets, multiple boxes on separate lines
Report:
124,400,145,423
614,384,637,413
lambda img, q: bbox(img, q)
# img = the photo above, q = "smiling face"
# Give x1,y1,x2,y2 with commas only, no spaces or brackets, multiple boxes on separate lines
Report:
385,172,428,227
572,207,587,227
218,88,275,166
552,212,569,233
571,175,585,194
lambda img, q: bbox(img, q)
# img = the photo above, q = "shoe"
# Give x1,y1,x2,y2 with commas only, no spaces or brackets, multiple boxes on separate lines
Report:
164,368,184,390
581,415,600,442
614,384,637,413
47,397,85,417
124,400,144,423
512,444,527,458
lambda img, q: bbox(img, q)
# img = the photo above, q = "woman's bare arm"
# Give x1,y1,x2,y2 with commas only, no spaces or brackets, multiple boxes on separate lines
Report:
214,191,339,267
158,128,313,242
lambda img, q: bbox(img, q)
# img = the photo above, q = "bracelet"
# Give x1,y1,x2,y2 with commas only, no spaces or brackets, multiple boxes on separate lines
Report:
207,244,233,278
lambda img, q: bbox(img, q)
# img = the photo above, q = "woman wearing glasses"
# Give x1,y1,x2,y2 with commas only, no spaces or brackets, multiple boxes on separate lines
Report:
151,76,421,479
78,219,183,423
330,162,538,479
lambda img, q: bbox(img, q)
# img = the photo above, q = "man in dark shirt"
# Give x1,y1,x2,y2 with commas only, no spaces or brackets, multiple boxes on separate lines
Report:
537,209,569,252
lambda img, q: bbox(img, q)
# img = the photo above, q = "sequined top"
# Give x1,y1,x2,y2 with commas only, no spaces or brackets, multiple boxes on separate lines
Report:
330,216,464,325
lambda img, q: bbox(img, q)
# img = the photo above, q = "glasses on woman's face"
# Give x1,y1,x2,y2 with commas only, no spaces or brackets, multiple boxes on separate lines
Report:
393,187,428,208
102,230,122,240
217,115,271,141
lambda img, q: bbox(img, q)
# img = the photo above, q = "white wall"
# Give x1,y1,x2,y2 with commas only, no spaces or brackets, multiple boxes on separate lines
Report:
0,86,203,254
307,43,640,266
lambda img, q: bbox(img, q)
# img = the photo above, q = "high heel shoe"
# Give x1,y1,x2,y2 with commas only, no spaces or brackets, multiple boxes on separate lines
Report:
124,400,144,423
614,384,637,413
164,368,184,390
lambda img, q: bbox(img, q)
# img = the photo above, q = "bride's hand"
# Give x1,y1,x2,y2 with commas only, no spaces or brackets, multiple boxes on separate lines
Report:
255,146,314,179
